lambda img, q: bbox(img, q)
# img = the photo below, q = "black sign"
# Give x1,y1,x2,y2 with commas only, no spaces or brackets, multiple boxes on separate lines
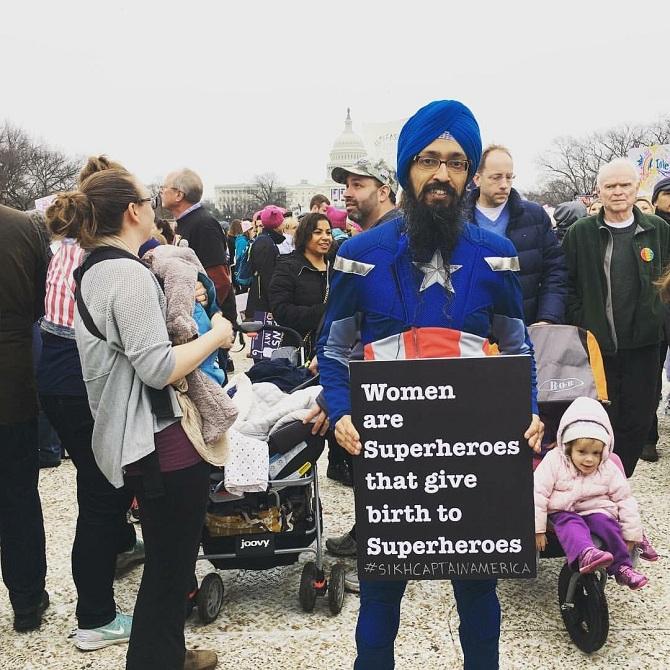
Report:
235,533,276,557
350,355,536,581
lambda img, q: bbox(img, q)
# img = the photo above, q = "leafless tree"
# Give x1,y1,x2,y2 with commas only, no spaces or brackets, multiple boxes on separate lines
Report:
252,172,287,209
0,122,80,210
535,116,670,204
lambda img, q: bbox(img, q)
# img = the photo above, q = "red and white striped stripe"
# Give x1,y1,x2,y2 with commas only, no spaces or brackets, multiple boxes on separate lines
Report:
364,327,496,361
44,239,85,329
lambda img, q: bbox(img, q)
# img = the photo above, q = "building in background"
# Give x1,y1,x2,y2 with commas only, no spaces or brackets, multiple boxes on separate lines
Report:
215,109,374,217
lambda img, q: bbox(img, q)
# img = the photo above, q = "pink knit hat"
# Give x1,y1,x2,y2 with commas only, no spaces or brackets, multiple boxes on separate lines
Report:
326,205,348,230
260,205,285,229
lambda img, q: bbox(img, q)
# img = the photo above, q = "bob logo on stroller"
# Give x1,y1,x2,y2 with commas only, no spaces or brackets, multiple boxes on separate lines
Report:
236,534,276,557
540,378,585,393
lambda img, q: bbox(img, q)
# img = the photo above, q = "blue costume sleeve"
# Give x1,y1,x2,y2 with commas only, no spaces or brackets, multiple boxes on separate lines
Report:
490,256,539,415
316,247,362,424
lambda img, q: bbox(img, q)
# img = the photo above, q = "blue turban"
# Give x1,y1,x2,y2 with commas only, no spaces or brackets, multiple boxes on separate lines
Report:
396,100,482,191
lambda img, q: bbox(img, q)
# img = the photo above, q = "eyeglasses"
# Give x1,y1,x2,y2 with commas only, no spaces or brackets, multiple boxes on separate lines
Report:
484,174,516,184
413,155,469,173
135,196,160,210
160,185,184,194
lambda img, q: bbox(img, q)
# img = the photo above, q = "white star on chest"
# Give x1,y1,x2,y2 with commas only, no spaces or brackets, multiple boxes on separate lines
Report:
412,249,462,292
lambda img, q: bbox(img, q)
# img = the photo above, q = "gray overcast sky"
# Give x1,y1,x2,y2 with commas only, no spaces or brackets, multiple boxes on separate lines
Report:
2,0,667,197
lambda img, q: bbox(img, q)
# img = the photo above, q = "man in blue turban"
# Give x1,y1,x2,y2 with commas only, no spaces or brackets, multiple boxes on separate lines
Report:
317,100,542,669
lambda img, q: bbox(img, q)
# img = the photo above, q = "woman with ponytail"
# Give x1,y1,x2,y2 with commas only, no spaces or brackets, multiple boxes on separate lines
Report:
46,163,231,670
38,156,145,654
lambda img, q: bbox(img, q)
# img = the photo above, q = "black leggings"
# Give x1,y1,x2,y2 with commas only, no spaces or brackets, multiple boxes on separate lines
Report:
41,394,135,629
125,460,210,670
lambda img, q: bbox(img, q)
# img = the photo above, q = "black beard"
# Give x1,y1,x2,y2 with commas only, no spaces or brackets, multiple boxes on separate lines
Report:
655,208,670,225
403,185,463,264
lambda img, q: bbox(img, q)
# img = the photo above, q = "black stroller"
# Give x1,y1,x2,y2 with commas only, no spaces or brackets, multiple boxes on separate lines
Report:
530,324,642,654
186,323,346,623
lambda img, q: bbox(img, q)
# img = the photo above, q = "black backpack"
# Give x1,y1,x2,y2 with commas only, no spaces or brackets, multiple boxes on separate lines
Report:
73,246,172,419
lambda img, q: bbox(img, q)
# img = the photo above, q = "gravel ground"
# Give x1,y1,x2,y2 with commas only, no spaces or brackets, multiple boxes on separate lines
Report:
2,348,669,670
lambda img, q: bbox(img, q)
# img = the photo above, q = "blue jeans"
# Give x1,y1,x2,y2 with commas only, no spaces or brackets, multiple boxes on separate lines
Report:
355,578,500,670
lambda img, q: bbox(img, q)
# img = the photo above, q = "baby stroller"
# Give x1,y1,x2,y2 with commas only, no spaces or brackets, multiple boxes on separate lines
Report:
530,323,639,654
186,323,346,624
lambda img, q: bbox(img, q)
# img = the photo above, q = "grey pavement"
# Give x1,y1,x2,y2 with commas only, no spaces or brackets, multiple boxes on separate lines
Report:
2,353,668,669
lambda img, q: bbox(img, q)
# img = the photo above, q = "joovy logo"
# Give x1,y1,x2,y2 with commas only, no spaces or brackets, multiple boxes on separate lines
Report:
236,534,275,556
539,378,585,393
240,539,270,549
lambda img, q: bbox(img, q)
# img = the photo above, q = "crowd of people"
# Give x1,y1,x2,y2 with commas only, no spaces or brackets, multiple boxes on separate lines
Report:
1,98,670,670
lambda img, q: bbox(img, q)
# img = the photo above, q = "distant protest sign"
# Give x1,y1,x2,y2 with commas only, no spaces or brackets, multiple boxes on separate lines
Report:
350,355,536,581
627,144,670,197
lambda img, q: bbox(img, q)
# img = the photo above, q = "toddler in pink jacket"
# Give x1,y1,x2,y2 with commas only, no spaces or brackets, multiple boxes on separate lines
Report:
534,396,648,590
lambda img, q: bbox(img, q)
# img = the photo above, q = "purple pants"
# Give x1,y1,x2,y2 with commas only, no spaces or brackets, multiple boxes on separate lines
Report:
549,511,631,574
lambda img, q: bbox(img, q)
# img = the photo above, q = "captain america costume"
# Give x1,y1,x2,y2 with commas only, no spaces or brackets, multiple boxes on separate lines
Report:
317,214,538,424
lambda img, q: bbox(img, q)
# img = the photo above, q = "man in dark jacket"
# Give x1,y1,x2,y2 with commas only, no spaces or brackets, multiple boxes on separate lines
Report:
652,176,670,225
463,145,567,325
161,169,237,324
0,205,50,631
563,158,670,476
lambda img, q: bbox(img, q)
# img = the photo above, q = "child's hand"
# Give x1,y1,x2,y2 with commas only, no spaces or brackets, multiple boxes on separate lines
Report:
626,540,636,553
195,281,208,306
535,533,547,551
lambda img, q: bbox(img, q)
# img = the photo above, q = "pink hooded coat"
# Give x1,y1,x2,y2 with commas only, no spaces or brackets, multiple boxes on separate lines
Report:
534,397,643,542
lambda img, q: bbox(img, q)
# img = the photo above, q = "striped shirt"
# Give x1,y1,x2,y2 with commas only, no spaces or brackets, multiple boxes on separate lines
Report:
44,238,85,331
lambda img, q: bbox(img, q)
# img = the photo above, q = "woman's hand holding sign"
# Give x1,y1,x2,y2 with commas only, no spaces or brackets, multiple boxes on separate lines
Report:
335,415,362,455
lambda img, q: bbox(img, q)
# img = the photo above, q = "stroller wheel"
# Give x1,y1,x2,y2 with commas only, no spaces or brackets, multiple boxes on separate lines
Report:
185,574,198,619
328,563,346,615
558,563,609,653
299,561,318,612
197,573,224,624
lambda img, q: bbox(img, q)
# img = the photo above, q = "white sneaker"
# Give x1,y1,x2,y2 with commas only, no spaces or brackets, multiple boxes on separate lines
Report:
344,569,360,593
71,612,132,650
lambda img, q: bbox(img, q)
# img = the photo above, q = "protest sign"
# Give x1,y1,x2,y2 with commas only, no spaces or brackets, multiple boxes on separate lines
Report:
350,355,536,581
249,311,284,360
627,144,670,197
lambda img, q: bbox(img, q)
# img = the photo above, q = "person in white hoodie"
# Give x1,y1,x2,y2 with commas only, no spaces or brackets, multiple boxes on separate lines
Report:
534,396,648,590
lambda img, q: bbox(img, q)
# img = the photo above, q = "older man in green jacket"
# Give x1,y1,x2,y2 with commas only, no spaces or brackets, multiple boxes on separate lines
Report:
562,158,670,477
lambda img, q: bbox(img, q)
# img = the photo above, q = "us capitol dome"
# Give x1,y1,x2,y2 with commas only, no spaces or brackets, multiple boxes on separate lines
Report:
325,108,368,181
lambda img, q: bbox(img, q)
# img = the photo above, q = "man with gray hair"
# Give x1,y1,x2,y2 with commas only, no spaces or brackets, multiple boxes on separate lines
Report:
562,157,670,476
161,168,237,326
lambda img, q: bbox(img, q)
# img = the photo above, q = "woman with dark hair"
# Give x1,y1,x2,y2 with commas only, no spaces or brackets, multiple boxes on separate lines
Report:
269,212,333,359
46,165,232,670
156,218,175,245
